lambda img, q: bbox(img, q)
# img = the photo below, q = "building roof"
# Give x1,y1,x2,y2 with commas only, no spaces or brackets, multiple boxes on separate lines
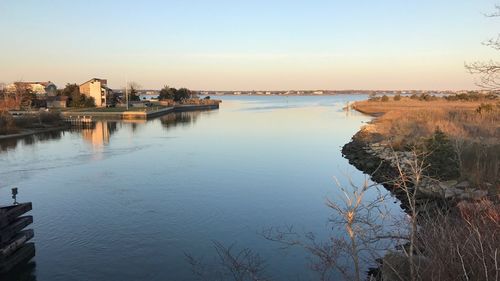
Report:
80,78,108,86
15,81,54,87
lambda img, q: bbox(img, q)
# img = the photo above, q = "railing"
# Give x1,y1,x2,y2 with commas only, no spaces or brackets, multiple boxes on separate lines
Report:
63,116,95,128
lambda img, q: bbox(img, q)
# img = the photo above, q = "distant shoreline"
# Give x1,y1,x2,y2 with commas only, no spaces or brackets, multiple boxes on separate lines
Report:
199,91,465,97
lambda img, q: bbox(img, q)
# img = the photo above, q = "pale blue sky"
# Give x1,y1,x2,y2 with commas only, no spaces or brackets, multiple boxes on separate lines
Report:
0,0,498,90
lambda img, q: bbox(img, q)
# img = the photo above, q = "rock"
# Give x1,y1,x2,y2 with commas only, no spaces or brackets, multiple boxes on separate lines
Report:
471,190,488,200
417,183,443,198
382,251,430,281
456,189,488,200
455,181,470,190
439,180,458,189
444,187,462,199
365,161,375,169
432,184,442,193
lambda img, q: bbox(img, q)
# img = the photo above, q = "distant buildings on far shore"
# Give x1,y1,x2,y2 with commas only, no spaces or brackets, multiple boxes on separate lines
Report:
3,79,492,109
195,89,493,96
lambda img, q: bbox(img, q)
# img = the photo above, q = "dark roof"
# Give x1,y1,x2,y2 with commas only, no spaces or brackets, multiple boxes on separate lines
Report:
15,81,54,87
80,78,107,86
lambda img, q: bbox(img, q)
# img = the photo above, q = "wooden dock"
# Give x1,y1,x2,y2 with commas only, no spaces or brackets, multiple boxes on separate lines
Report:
0,202,35,274
63,116,96,128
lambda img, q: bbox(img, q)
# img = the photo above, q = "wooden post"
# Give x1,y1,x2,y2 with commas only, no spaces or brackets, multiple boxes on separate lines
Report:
0,201,35,274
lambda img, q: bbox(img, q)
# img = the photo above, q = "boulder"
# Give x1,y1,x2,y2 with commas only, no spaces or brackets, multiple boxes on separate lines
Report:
382,251,430,281
444,187,462,199
455,181,470,190
417,183,443,198
439,180,458,190
471,190,488,200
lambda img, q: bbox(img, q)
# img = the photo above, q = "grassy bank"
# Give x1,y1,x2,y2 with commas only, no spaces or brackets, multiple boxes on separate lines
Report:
0,111,65,135
352,95,499,186
341,94,500,280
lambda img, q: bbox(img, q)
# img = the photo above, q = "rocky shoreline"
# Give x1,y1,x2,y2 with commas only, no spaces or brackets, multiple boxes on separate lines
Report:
341,123,499,281
342,127,492,214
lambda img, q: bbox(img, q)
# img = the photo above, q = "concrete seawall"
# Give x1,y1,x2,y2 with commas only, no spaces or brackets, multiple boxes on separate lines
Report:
173,104,219,113
60,103,219,120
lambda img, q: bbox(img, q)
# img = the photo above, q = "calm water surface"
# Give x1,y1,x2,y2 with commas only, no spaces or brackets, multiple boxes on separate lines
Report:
0,96,401,281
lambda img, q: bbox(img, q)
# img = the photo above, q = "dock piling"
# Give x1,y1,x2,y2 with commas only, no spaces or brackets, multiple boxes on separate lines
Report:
0,189,35,274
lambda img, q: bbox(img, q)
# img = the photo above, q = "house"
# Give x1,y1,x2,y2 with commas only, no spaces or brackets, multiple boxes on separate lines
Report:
46,96,68,108
79,78,112,107
6,81,57,97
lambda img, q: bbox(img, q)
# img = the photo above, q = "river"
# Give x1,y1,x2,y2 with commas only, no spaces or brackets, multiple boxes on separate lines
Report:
0,95,402,281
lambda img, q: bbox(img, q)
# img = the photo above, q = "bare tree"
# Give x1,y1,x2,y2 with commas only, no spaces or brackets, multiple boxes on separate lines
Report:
466,5,500,92
389,147,431,281
261,175,404,281
186,241,271,281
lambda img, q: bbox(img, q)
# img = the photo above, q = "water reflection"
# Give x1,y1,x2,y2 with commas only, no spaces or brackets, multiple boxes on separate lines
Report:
160,111,203,130
0,137,18,151
0,131,65,152
81,121,118,148
1,261,37,281
0,112,204,152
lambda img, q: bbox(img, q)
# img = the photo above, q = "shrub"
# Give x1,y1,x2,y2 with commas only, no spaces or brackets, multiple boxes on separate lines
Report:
159,85,175,100
475,103,496,114
381,95,389,102
423,128,460,180
415,201,500,281
174,88,191,102
418,93,438,101
39,112,62,124
445,92,498,102
0,111,17,134
69,93,95,108
393,94,401,101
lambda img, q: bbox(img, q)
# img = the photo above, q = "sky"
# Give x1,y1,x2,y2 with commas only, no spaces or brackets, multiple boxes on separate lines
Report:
0,0,498,90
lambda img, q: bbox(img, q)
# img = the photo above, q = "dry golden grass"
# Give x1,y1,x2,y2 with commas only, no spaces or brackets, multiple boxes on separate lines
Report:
354,96,500,185
353,99,484,116
354,97,499,144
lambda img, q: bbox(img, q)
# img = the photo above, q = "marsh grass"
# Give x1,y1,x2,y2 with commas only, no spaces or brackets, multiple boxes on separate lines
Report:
353,96,499,185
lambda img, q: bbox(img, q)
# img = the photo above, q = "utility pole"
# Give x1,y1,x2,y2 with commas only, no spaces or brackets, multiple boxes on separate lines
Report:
125,81,129,110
